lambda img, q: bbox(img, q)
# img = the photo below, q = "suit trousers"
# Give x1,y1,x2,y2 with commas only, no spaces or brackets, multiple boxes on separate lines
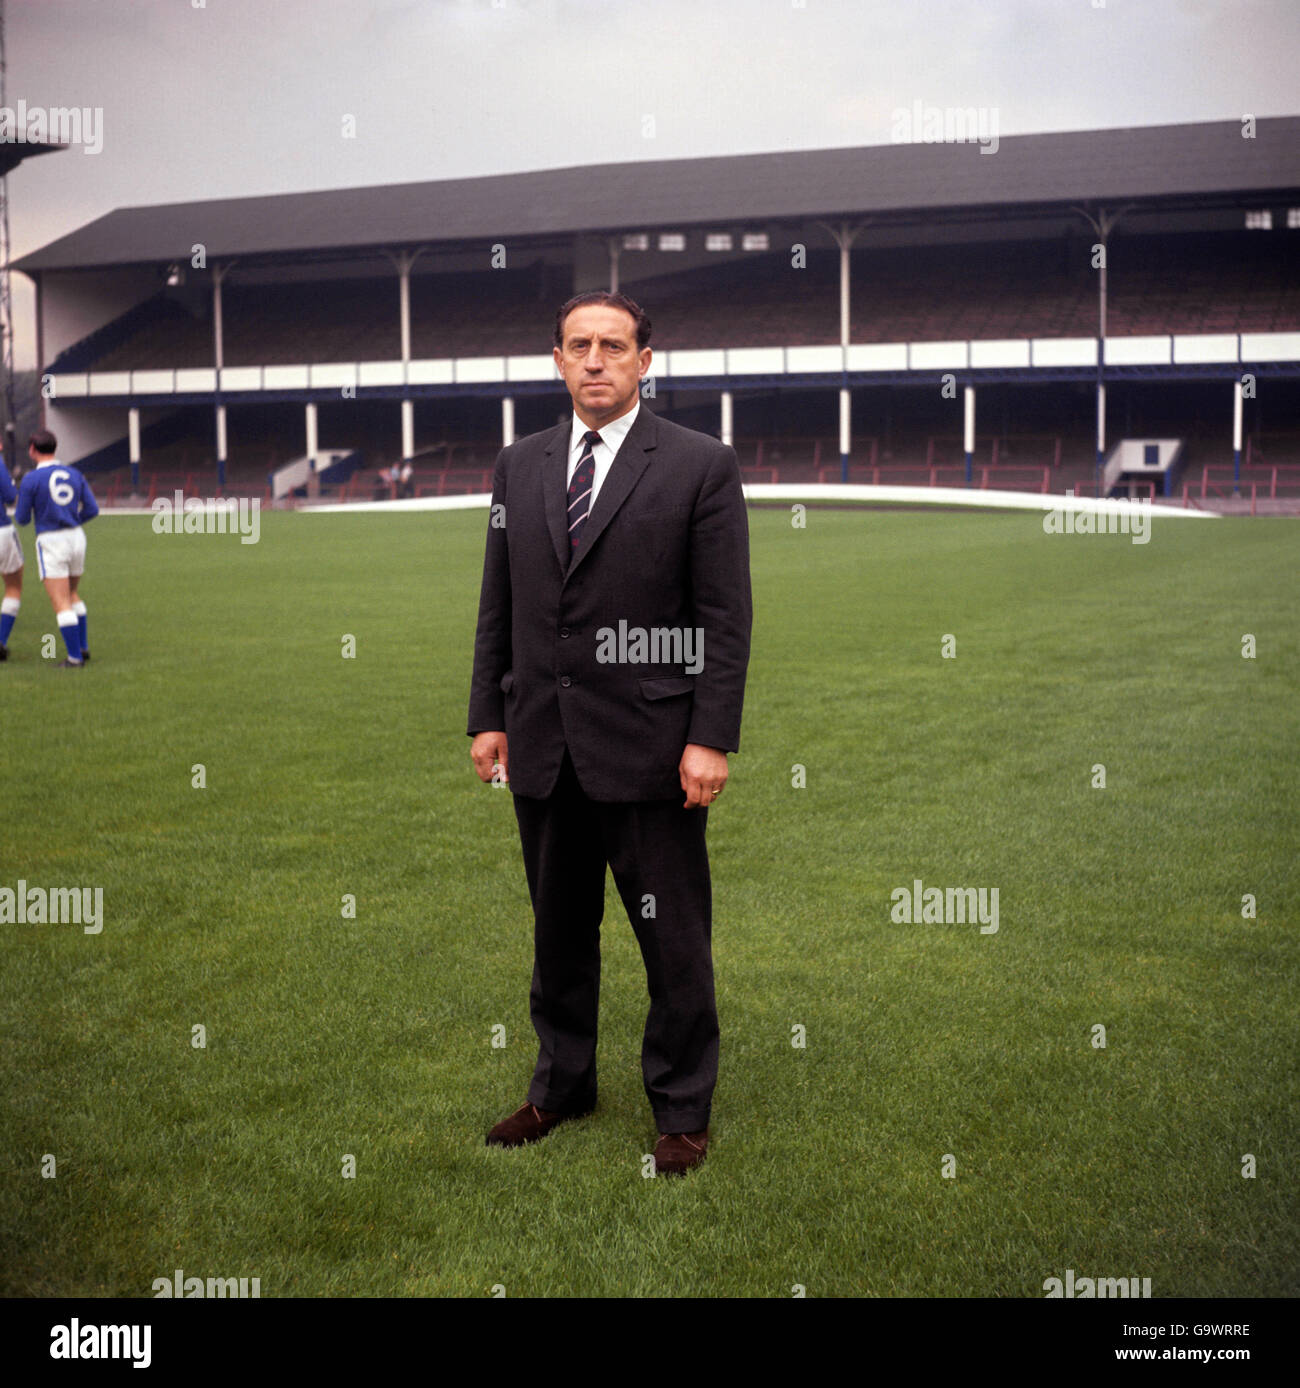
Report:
512,747,718,1134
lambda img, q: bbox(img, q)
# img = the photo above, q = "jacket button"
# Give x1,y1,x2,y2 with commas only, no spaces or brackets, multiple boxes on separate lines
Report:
559,627,570,638
560,676,572,687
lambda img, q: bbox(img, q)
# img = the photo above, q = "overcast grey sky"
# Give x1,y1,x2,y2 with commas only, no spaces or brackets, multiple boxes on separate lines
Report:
5,0,1299,365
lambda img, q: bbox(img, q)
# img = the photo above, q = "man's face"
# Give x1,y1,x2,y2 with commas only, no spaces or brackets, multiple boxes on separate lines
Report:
553,304,651,426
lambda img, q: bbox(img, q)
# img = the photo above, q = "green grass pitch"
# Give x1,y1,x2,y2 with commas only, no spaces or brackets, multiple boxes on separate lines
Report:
1,504,1296,1297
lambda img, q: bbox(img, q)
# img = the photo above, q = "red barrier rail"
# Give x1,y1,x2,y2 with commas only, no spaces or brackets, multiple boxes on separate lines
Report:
1189,479,1258,514
1200,465,1300,499
1075,479,1156,500
812,464,1049,492
755,437,877,470
1245,435,1300,468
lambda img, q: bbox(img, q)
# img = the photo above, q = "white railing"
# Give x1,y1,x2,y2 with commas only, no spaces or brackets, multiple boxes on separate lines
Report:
45,331,1300,399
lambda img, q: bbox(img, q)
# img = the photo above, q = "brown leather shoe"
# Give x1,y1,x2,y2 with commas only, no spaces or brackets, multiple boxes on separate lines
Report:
485,1100,591,1148
653,1128,709,1175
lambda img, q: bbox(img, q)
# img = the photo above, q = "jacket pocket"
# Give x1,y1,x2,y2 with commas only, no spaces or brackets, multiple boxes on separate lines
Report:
639,675,694,700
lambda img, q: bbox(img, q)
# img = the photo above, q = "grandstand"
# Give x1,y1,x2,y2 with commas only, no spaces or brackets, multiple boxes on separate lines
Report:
15,117,1300,511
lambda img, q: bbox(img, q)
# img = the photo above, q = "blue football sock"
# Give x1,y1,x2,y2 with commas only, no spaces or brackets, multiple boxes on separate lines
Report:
74,600,87,651
0,597,17,646
57,609,82,662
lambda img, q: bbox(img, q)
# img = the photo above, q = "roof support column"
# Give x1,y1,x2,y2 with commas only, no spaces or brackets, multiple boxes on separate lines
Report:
837,226,855,481
720,389,732,448
397,257,413,364
1097,228,1106,496
502,395,515,448
608,238,621,293
212,261,232,491
815,218,868,480
34,273,45,429
839,388,851,481
1233,378,1244,492
389,248,424,461
964,385,976,488
1096,382,1106,493
128,406,140,490
840,237,851,349
215,405,227,490
1071,203,1130,496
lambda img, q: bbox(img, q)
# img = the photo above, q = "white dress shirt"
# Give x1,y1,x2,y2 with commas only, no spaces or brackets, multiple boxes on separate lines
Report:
566,397,640,509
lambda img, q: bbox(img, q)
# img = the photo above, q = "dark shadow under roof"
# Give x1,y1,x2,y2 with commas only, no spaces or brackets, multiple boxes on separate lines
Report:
16,117,1300,274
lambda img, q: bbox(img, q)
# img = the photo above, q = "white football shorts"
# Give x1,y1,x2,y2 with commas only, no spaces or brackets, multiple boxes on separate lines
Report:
0,525,21,575
35,526,87,580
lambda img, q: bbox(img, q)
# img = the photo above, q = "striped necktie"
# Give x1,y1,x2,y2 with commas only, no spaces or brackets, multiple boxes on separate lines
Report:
567,429,602,556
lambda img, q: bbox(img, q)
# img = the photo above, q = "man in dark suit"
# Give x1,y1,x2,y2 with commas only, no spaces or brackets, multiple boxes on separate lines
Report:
468,290,752,1175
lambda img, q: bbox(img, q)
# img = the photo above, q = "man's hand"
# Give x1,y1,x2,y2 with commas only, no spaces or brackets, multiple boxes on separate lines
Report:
679,743,728,809
471,731,508,785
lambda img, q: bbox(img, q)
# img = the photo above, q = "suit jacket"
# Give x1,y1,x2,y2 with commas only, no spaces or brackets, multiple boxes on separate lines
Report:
468,403,752,802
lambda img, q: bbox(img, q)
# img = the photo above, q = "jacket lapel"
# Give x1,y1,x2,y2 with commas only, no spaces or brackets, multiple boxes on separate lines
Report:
565,404,657,579
543,419,575,573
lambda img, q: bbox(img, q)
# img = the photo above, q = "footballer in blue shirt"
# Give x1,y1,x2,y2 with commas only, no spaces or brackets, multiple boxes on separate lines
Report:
0,450,22,660
14,429,98,667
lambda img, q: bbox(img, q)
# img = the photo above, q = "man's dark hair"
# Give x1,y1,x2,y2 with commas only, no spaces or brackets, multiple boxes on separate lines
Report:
554,291,651,352
29,429,57,455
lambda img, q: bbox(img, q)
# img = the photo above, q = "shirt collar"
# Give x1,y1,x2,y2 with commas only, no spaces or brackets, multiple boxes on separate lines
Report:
570,396,640,456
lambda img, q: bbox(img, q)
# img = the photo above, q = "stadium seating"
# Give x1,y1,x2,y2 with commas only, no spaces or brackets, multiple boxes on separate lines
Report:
65,231,1300,376
50,227,1299,509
